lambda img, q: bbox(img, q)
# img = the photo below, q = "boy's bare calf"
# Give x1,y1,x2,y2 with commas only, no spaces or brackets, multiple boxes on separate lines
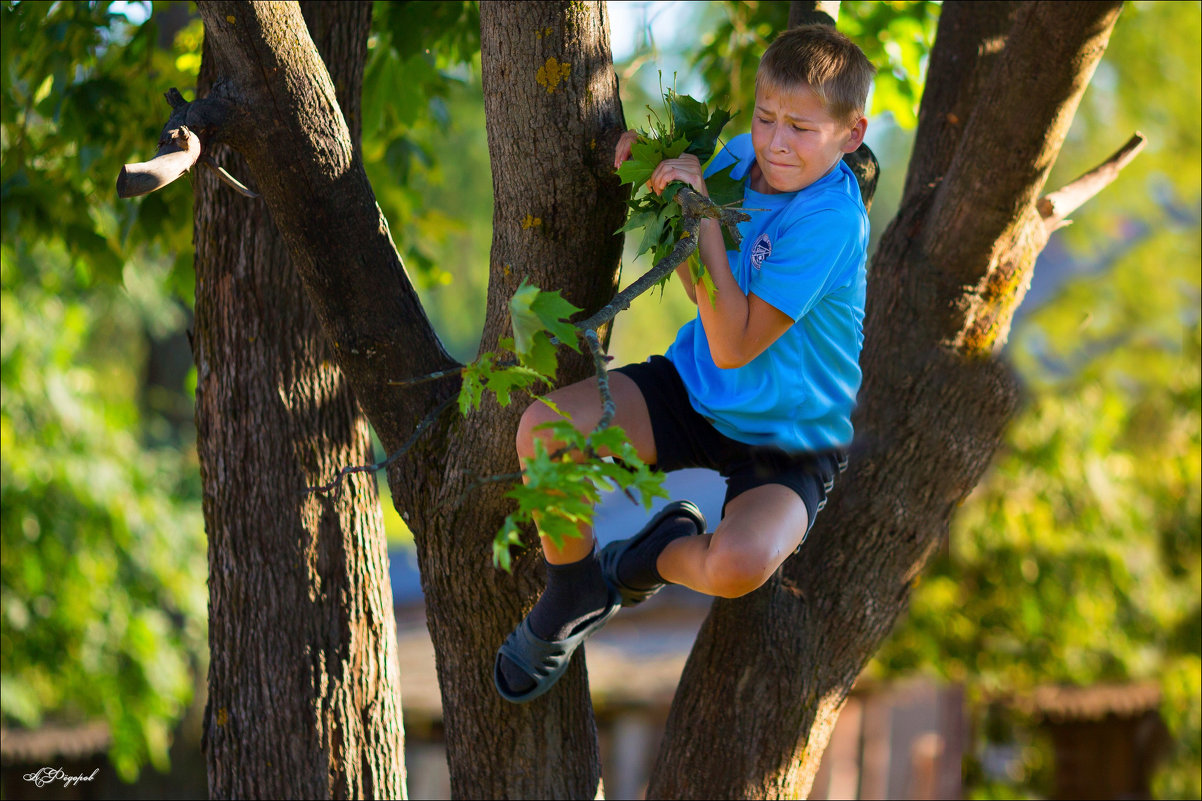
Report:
658,483,809,598
515,372,659,564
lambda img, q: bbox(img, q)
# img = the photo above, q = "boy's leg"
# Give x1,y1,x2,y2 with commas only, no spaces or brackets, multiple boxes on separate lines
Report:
515,371,658,561
497,371,658,700
655,483,809,598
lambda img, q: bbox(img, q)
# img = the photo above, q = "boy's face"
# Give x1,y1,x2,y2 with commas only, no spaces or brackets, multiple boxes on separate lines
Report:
750,84,867,194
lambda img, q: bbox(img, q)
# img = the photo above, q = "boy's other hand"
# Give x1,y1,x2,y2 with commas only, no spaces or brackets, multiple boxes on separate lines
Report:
650,154,707,198
613,129,639,171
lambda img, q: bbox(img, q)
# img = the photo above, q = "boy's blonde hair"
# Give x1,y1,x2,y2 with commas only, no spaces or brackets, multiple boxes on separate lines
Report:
756,24,875,126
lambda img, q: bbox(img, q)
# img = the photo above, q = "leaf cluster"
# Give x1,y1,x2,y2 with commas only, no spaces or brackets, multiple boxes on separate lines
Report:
458,280,580,416
457,280,667,569
491,423,667,572
615,88,742,298
1,0,202,299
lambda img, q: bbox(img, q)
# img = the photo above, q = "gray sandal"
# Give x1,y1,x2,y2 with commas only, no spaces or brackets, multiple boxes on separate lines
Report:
493,582,622,704
599,499,706,607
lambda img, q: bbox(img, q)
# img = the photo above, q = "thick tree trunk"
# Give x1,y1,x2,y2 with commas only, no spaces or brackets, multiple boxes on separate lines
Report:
194,3,405,797
648,2,1124,798
420,3,629,796
192,0,626,796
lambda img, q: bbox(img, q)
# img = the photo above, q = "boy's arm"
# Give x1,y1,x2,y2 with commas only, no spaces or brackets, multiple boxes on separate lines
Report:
650,157,793,369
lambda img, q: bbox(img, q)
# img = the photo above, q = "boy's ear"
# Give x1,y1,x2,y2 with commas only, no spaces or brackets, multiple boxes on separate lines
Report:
842,117,867,153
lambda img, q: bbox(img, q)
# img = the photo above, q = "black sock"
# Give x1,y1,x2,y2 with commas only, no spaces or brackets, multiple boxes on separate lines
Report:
498,551,610,695
528,552,611,640
617,511,702,590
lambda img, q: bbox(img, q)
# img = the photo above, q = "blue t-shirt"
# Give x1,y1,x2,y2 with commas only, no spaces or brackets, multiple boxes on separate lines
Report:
664,133,869,451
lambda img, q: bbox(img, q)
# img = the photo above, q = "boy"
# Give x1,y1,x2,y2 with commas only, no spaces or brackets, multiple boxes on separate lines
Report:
495,25,874,703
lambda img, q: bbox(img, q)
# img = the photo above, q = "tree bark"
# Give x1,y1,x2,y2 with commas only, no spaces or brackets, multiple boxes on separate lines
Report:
420,3,629,797
194,2,406,797
648,2,1124,798
192,0,627,796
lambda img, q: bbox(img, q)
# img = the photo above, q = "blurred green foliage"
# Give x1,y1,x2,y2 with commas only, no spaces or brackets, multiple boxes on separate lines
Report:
1,0,200,295
0,240,206,781
862,2,1202,796
362,0,480,296
1,0,206,780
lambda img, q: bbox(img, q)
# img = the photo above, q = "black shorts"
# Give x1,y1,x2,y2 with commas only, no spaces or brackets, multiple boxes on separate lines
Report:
613,355,847,536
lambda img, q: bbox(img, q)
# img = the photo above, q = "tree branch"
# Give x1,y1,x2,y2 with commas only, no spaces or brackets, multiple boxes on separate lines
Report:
924,1,1124,286
1038,131,1146,232
573,188,750,332
322,188,746,502
302,393,458,498
116,90,239,198
200,154,260,198
116,124,201,198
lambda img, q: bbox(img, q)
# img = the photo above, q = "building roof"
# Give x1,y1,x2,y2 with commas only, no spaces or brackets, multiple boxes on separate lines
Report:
0,721,110,764
1022,681,1162,722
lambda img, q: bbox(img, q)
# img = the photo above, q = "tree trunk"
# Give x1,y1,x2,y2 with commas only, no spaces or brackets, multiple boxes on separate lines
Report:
192,0,626,796
648,2,1124,798
422,3,629,796
194,2,406,797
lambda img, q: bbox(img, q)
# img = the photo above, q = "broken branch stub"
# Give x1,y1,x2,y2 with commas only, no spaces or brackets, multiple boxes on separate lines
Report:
1037,131,1147,231
116,124,201,198
116,87,244,199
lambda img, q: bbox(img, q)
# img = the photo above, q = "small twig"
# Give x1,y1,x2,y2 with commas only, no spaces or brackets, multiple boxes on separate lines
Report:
304,394,458,498
451,470,528,508
200,155,260,198
1038,132,1146,232
583,329,616,431
387,365,467,388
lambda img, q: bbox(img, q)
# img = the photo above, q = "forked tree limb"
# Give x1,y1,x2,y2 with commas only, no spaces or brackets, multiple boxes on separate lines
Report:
314,186,749,497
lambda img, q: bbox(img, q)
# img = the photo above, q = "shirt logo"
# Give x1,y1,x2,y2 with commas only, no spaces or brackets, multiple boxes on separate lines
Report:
751,233,772,269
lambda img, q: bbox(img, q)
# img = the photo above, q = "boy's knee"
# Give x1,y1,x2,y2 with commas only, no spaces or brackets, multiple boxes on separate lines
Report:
516,400,561,460
703,549,774,599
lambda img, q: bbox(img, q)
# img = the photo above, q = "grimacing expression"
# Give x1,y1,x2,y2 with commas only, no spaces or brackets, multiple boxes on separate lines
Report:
749,84,866,195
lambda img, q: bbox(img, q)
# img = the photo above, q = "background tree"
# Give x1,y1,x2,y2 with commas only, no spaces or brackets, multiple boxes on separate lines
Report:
191,1,407,796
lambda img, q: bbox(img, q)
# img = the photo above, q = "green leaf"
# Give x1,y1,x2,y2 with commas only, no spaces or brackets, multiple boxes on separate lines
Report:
458,359,487,415
529,287,582,353
616,208,658,235
668,90,709,135
629,138,662,165
662,135,691,159
705,162,744,208
616,157,655,188
487,365,544,407
508,280,581,377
